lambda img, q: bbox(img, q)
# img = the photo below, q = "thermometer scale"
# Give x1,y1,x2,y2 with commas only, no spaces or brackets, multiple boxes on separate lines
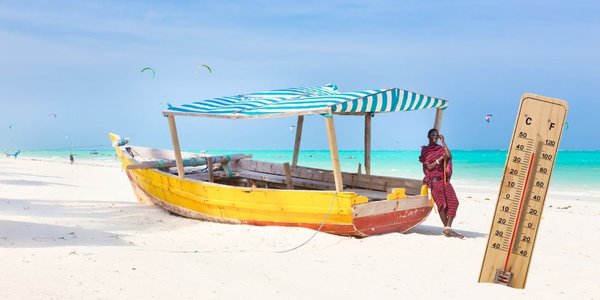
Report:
479,93,568,289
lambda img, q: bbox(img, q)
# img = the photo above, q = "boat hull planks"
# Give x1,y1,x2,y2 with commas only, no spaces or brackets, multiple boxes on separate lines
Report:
111,134,433,237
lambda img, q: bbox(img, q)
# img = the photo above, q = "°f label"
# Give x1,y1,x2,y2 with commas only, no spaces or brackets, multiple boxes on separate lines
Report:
479,93,568,289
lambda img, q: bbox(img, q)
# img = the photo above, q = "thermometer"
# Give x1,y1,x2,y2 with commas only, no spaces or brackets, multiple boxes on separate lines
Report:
479,93,568,289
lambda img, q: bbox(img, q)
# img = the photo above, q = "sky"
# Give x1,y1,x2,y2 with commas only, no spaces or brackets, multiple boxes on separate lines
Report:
1,0,598,151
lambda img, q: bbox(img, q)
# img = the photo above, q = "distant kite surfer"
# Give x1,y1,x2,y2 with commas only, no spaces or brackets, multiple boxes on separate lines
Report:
485,114,493,123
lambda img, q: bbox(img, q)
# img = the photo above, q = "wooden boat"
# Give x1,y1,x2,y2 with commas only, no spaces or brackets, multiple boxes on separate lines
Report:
4,150,21,158
111,84,449,237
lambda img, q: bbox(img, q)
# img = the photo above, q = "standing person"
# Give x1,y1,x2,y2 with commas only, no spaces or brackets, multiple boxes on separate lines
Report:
69,153,74,164
419,128,464,239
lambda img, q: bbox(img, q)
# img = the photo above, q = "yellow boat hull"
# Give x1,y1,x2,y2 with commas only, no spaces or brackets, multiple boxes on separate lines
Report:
111,133,433,237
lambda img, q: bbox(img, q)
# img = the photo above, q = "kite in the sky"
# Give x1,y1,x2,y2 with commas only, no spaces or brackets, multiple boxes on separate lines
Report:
565,121,569,130
141,67,156,78
485,114,493,123
49,113,57,119
8,124,14,129
195,64,212,74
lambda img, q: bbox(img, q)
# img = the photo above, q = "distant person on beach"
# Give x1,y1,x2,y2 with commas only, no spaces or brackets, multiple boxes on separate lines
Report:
69,154,74,164
419,128,464,239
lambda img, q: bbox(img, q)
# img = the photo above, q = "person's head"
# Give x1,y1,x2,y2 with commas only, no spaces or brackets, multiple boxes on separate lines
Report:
427,128,439,144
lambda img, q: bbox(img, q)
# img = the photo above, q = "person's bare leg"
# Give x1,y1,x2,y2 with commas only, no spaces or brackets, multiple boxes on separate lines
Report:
438,209,448,227
442,212,451,235
444,216,464,238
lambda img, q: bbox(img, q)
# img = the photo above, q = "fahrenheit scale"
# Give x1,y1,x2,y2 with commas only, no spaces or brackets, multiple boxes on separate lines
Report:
479,93,568,289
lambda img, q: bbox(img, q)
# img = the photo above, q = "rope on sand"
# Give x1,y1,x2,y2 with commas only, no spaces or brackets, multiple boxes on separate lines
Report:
274,192,337,253
138,192,340,254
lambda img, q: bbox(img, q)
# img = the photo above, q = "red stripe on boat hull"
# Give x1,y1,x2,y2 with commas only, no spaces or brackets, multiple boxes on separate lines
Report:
243,220,361,236
353,206,433,236
246,205,432,237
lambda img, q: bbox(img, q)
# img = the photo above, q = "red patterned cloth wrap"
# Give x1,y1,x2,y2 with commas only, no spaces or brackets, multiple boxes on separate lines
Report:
419,144,459,217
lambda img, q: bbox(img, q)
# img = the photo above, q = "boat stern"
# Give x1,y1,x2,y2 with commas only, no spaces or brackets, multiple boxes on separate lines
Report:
351,186,433,236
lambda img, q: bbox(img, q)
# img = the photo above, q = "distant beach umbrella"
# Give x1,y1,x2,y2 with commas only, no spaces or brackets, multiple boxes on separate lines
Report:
141,67,156,78
485,114,493,123
195,64,212,74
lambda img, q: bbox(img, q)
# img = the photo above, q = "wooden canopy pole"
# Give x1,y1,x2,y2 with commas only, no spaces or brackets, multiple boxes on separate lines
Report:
283,162,293,189
167,115,185,179
324,116,343,192
206,157,214,183
434,108,444,131
364,113,372,176
292,115,304,167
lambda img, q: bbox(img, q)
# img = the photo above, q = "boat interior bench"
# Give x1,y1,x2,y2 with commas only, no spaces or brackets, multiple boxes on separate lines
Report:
344,189,388,201
237,160,423,195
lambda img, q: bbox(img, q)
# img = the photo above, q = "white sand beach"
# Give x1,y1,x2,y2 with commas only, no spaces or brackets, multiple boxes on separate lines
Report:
1,157,599,299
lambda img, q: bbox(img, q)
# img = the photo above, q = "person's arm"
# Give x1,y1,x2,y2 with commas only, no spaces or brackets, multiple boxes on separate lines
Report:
424,158,442,171
439,135,452,160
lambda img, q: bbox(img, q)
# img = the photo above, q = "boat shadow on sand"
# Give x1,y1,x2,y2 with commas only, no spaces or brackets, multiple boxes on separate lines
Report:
409,224,487,239
0,171,64,179
0,197,196,248
0,220,131,248
0,179,73,187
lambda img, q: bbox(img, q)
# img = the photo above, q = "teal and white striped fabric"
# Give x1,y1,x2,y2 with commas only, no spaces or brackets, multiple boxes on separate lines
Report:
166,84,447,119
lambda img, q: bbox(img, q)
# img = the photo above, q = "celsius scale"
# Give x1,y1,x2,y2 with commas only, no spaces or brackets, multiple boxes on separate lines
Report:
479,93,568,289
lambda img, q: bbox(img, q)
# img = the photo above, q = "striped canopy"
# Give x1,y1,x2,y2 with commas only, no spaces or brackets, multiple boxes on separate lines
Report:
165,83,448,119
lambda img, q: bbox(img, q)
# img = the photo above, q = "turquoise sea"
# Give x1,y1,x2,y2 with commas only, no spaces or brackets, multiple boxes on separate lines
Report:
14,149,600,191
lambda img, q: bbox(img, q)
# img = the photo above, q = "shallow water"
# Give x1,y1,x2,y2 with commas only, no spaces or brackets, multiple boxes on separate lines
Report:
16,149,599,192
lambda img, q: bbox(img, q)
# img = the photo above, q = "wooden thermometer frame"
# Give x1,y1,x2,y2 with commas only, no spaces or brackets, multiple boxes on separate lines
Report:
479,93,568,289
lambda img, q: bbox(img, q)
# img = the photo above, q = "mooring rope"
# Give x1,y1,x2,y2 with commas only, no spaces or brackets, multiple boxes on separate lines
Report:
136,192,342,255
274,191,338,253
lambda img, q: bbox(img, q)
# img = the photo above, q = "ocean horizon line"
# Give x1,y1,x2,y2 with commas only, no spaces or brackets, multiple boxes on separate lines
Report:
12,148,600,152
12,148,600,193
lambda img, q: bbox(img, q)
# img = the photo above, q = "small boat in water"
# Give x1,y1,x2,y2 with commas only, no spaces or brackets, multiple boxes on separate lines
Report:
89,150,99,154
111,84,448,237
4,150,21,158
